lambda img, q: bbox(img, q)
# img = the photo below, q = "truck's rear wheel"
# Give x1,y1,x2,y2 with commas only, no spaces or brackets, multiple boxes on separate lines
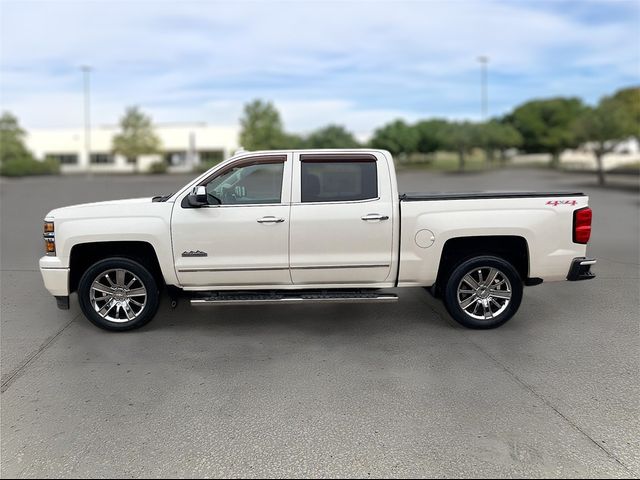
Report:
78,257,160,331
443,255,522,329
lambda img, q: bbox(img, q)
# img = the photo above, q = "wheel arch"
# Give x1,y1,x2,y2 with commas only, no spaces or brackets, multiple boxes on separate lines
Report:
69,241,165,293
435,235,529,293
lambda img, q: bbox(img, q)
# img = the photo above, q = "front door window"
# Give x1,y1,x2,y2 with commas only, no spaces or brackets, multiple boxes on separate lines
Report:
204,160,284,205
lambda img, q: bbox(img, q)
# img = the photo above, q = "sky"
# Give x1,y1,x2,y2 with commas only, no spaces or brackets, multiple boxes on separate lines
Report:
1,0,639,139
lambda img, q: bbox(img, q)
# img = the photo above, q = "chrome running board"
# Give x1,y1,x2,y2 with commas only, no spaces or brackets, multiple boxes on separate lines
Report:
191,291,398,306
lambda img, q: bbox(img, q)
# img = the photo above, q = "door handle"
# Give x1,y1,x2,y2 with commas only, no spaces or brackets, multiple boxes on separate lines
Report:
361,213,389,221
257,216,285,224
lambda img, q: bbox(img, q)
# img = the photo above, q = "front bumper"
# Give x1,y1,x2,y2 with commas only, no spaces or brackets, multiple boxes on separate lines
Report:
567,257,596,281
39,256,70,296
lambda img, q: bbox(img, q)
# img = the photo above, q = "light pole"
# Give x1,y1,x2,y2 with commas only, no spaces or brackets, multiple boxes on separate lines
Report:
477,56,489,120
80,65,92,172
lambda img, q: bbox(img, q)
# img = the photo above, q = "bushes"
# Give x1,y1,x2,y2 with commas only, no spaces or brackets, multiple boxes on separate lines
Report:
0,111,59,176
0,157,60,177
148,161,168,174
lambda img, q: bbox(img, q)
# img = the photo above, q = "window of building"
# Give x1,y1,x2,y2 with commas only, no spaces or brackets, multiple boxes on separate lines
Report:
164,151,188,166
199,150,225,164
90,153,114,164
46,153,78,165
300,156,378,203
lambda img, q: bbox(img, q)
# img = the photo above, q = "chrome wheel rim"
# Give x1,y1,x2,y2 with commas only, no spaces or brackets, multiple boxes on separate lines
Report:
89,268,147,323
457,266,512,320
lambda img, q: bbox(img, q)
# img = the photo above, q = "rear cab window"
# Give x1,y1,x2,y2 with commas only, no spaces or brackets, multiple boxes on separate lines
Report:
300,155,378,203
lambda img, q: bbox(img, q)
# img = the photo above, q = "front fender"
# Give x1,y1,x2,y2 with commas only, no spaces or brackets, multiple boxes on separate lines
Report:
54,215,178,286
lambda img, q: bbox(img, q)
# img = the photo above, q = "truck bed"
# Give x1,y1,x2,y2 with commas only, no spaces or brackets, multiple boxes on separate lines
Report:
400,191,585,201
396,189,589,287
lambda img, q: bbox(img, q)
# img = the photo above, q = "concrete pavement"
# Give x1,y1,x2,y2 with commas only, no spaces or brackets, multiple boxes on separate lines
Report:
1,169,638,478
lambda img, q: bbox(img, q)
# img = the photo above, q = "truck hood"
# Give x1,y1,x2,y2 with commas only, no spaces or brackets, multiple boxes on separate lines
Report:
45,197,154,219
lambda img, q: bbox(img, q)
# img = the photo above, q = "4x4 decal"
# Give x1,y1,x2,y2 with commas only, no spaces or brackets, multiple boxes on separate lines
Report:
546,200,577,206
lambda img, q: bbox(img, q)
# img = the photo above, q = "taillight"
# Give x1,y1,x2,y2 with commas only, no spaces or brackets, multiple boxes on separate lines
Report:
573,207,592,244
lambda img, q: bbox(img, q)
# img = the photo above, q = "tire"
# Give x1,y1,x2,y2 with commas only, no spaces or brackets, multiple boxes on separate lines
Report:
77,257,160,331
443,255,523,329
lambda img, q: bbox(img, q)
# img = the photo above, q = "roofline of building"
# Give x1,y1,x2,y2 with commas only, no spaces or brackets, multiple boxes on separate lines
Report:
27,122,239,132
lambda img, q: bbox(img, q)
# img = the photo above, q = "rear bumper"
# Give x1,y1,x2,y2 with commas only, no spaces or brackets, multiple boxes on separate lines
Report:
567,257,596,281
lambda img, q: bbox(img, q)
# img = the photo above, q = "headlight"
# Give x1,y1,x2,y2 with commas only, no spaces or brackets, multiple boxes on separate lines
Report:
44,221,55,255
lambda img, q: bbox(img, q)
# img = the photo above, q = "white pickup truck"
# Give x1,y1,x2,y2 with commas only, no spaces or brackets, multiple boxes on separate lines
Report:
40,149,595,331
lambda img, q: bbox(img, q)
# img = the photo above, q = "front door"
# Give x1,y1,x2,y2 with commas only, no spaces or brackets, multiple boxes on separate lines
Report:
289,152,395,285
172,154,292,287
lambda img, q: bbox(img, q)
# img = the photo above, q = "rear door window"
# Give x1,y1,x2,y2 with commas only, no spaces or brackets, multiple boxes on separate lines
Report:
300,157,377,203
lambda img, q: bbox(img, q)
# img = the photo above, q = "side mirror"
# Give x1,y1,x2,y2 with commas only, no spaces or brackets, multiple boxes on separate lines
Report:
187,186,208,207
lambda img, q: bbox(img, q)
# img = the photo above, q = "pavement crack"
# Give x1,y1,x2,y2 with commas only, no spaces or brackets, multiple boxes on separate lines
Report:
1,314,80,393
464,336,635,476
418,290,635,475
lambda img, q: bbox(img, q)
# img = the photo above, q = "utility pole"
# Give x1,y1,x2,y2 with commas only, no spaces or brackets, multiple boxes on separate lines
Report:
80,65,92,172
477,56,489,120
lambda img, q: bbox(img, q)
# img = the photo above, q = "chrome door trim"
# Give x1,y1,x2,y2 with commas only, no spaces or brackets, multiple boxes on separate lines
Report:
179,264,389,273
178,266,290,273
290,264,390,270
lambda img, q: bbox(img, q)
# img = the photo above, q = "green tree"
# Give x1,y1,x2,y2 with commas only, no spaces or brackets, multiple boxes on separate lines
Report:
370,119,418,159
413,119,449,156
239,100,287,150
609,86,640,139
478,120,523,163
0,111,31,165
575,91,638,185
440,121,479,171
507,97,586,167
282,133,308,149
306,124,359,149
112,106,161,172
0,111,60,176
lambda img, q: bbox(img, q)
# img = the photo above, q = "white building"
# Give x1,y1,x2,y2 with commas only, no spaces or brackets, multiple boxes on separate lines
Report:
510,138,640,170
25,123,239,173
560,138,640,170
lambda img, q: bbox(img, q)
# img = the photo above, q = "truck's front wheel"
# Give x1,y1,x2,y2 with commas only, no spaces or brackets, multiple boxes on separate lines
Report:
78,257,160,331
443,255,523,329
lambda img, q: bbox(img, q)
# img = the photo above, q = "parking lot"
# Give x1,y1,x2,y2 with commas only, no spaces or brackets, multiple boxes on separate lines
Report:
1,168,638,478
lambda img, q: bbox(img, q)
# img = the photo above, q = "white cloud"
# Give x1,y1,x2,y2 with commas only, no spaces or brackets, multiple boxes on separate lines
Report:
1,0,638,135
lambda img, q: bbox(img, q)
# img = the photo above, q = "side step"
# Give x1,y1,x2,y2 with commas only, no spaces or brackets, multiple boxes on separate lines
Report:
190,290,398,306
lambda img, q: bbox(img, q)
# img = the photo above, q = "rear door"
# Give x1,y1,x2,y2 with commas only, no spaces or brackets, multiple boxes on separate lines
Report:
289,152,394,285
